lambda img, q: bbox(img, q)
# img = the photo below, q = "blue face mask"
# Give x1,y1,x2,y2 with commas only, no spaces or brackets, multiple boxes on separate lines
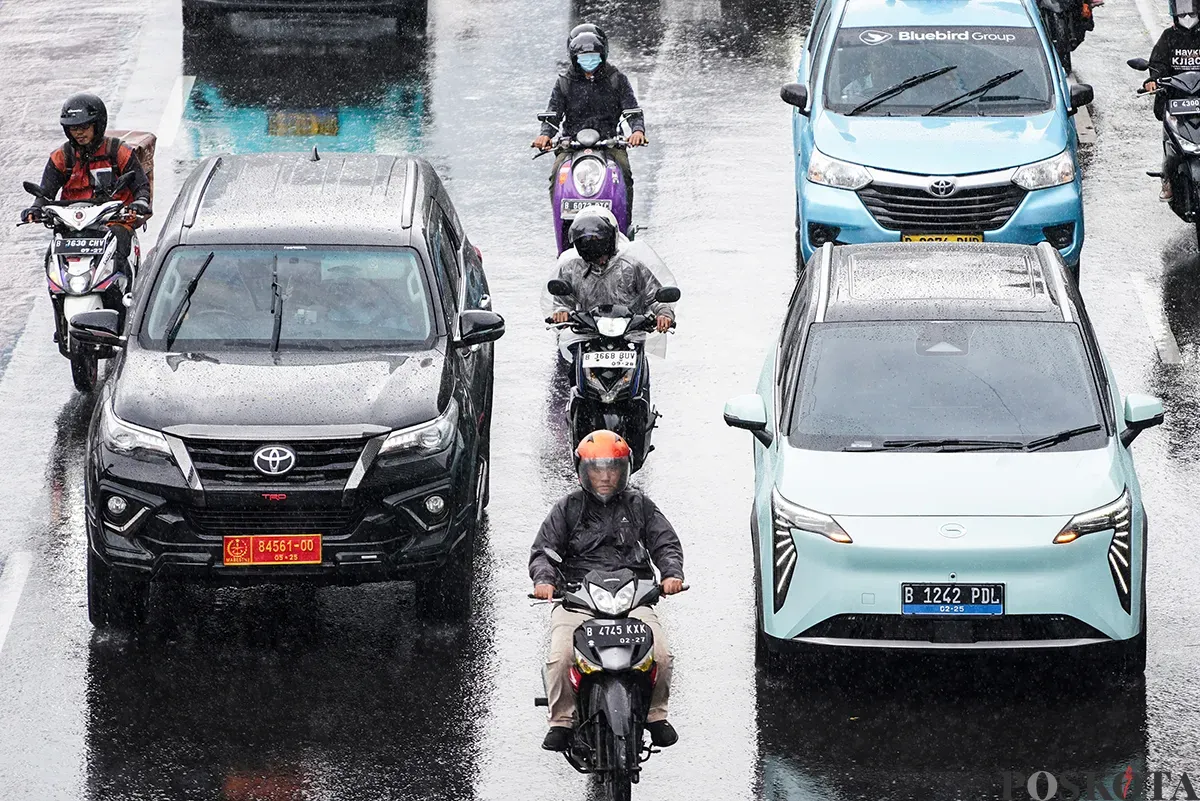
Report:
577,54,603,73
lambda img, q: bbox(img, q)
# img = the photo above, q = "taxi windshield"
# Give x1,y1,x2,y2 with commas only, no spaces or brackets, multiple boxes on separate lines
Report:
824,26,1054,117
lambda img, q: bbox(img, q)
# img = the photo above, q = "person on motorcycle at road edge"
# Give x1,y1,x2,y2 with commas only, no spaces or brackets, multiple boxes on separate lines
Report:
21,93,152,271
549,207,674,336
529,430,686,752
1143,0,1200,200
532,26,646,214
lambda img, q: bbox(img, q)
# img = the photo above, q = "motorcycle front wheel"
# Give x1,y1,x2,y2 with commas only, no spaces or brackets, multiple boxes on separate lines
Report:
70,347,98,392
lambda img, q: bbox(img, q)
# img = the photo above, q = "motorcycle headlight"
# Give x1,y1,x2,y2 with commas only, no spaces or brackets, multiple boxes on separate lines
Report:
806,149,872,191
596,316,630,337
379,399,458,457
1011,150,1076,190
99,403,172,460
589,582,636,616
572,158,607,197
1053,488,1132,544
772,488,852,544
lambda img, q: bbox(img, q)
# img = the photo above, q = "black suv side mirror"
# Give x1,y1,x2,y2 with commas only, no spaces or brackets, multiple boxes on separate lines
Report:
456,309,505,348
1068,83,1094,116
655,286,681,303
780,83,810,115
69,309,124,348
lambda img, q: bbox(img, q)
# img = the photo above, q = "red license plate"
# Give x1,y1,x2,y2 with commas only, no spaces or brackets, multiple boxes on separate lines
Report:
223,534,322,566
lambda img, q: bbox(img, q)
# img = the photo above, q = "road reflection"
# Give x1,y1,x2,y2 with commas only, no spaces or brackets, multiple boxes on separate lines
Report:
756,654,1148,801
182,14,429,160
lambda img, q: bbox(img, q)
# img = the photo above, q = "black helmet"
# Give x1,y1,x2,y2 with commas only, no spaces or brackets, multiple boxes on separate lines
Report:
567,23,608,50
568,207,619,265
568,31,607,70
60,93,108,140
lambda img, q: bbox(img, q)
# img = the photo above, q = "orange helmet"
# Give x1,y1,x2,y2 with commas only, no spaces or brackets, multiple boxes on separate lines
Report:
575,430,631,503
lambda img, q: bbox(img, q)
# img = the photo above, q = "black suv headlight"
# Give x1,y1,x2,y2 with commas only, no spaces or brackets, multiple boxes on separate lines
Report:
378,399,458,457
99,402,172,460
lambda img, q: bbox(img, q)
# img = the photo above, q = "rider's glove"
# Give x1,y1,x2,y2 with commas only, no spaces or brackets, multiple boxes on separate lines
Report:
128,200,151,217
20,206,42,223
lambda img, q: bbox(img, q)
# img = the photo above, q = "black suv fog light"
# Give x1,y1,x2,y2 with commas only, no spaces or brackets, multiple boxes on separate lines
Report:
807,223,842,247
424,494,447,517
103,493,136,525
1042,222,1075,249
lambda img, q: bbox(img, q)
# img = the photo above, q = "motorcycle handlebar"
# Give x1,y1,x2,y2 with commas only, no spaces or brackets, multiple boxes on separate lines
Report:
527,583,689,601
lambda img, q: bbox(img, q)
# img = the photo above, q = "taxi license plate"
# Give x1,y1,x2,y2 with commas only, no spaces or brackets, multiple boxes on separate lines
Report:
901,233,984,243
267,111,339,136
582,350,637,369
223,534,322,566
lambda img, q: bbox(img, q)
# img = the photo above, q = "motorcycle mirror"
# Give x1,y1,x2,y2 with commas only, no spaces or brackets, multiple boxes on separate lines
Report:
1127,57,1150,71
654,286,681,303
22,181,50,200
621,107,644,118
537,112,559,123
543,547,564,564
111,171,134,193
547,279,573,296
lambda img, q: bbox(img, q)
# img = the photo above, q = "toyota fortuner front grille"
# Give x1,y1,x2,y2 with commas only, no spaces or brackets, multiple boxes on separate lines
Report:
857,183,1027,233
183,438,367,486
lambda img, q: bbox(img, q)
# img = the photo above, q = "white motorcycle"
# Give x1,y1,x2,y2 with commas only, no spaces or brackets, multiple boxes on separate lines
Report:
20,175,141,391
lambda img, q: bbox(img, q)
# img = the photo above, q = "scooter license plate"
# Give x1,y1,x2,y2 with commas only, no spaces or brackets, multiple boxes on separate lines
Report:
56,238,107,256
1168,98,1200,116
582,620,651,648
582,350,637,369
562,198,612,216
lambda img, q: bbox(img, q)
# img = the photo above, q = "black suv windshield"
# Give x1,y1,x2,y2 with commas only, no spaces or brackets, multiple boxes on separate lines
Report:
141,246,435,351
824,26,1053,117
788,321,1106,451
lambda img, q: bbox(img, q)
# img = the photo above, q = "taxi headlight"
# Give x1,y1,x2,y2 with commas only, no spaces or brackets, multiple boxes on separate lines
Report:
1012,150,1076,190
806,149,872,191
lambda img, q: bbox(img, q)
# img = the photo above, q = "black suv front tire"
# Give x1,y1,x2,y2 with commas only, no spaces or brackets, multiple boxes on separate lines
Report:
87,548,149,630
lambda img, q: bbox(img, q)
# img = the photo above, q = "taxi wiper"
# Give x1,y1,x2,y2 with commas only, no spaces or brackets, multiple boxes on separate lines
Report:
924,69,1024,116
164,251,216,350
878,437,1026,452
847,66,958,116
1022,424,1103,452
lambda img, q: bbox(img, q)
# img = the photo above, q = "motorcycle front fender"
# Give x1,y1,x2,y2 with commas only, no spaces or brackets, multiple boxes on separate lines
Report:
589,675,637,738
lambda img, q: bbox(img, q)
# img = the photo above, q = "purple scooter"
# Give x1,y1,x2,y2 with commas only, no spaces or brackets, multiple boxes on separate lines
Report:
534,108,644,253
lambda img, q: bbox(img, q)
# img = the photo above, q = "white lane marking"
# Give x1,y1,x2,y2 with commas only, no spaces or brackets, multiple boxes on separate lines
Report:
1130,271,1183,365
0,551,33,660
156,75,196,149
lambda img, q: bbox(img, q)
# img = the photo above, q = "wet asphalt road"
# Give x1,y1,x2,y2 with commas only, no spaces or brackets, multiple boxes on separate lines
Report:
0,0,1197,799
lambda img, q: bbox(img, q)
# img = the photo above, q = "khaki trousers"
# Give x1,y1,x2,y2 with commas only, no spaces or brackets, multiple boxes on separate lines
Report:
544,604,672,728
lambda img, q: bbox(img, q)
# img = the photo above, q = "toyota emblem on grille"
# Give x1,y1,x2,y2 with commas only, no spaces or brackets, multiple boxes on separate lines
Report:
253,445,297,476
928,178,957,197
939,523,967,539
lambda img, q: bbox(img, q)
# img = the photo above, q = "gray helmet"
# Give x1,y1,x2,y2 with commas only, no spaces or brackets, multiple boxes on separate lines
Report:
60,93,108,141
1170,0,1199,28
568,23,608,50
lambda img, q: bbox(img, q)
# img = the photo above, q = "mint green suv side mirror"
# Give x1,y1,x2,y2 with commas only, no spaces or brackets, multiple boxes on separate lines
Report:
1121,393,1164,447
724,394,773,447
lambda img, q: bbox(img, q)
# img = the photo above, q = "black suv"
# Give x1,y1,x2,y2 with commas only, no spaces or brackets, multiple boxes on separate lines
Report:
72,152,503,628
183,1,428,36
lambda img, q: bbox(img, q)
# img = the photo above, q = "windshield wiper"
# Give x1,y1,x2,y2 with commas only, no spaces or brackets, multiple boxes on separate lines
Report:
163,251,216,350
270,254,283,352
847,66,958,116
878,437,1026,452
1022,424,1103,452
924,69,1024,116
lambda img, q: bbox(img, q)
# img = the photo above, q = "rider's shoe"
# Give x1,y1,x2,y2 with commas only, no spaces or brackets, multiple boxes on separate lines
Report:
647,720,678,747
542,726,573,751
1161,180,1173,202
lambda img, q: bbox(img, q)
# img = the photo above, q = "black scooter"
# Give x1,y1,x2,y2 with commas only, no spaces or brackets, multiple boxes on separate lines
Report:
1130,58,1200,247
533,548,684,801
546,279,679,472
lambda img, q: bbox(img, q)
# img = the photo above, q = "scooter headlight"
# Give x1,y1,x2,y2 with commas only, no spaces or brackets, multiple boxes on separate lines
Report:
68,275,90,294
595,316,630,337
572,158,607,197
589,582,636,616
1011,150,1076,190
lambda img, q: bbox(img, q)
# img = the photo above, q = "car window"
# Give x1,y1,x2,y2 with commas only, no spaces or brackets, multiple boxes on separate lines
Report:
823,26,1054,117
789,320,1107,451
140,246,435,351
426,208,460,324
462,238,489,309
777,271,813,388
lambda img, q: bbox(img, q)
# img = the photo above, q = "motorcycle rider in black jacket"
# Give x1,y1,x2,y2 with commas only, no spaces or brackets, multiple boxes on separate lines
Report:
1144,0,1200,199
529,430,685,753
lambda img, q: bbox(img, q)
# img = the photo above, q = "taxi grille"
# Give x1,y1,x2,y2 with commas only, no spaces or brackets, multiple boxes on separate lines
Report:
184,438,367,486
857,183,1027,233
